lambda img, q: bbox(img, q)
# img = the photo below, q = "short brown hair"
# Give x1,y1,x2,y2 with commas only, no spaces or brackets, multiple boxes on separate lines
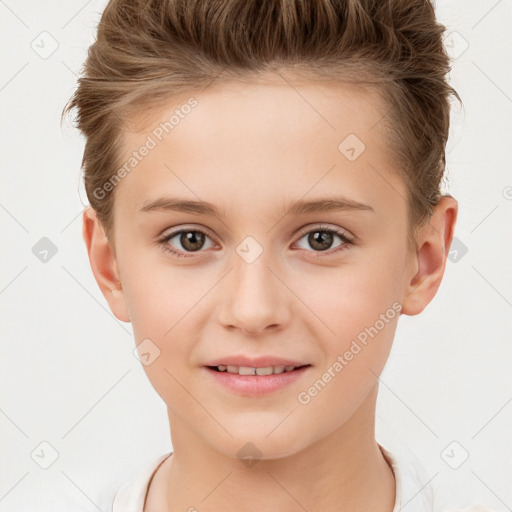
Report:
62,0,461,248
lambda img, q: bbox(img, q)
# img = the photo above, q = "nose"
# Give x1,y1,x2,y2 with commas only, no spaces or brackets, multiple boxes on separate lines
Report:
217,253,291,336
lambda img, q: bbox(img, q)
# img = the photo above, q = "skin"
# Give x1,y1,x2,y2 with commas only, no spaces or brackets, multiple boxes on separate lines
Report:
83,73,457,512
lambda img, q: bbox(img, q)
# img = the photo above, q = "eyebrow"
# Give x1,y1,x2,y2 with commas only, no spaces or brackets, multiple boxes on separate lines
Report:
139,195,374,217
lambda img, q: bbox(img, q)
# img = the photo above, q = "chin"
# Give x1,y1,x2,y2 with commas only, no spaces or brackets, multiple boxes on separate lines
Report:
208,425,312,462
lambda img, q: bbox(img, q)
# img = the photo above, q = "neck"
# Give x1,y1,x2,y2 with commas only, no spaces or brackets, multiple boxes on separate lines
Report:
154,383,395,512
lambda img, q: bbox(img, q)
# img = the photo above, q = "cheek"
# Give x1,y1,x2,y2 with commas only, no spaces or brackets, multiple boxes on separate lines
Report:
120,258,218,362
122,256,212,336
295,255,403,342
292,250,403,395
123,271,200,406
295,305,398,428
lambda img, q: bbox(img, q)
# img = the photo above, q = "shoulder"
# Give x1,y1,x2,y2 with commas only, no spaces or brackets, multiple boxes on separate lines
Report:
379,444,497,512
442,507,495,512
112,452,173,512
442,508,495,512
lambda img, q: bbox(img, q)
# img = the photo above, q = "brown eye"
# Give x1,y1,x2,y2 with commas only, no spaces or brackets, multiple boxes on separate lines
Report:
294,226,352,254
179,231,206,251
307,230,335,251
159,229,215,257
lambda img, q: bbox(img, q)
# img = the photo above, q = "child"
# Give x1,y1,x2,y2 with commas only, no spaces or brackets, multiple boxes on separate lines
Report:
63,0,494,511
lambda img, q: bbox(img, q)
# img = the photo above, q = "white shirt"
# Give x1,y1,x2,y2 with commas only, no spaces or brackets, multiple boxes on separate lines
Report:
111,445,493,512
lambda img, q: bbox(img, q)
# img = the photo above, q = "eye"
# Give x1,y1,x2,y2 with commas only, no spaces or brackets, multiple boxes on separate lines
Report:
293,224,352,254
157,224,353,259
158,228,216,258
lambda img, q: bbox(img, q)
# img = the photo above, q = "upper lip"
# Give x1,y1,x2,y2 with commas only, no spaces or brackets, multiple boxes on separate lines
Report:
204,356,311,368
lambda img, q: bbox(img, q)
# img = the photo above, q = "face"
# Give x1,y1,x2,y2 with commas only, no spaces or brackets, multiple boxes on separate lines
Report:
89,75,429,459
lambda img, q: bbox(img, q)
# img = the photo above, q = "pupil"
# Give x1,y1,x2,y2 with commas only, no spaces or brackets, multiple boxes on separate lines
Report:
178,230,334,252
309,231,332,251
181,231,205,251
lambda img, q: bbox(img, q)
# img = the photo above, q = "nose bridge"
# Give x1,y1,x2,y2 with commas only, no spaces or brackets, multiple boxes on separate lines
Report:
218,244,290,334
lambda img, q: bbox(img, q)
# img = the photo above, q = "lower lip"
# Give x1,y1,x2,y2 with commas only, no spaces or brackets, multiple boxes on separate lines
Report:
203,366,311,396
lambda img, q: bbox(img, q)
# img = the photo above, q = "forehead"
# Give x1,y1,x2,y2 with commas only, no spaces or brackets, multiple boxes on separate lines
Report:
115,77,405,219
125,77,387,150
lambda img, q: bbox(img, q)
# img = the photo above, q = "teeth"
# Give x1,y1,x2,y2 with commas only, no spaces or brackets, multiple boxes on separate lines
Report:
239,366,256,375
217,364,301,375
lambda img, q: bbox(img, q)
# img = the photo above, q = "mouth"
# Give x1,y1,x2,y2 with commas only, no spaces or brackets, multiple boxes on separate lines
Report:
203,363,312,395
206,364,311,375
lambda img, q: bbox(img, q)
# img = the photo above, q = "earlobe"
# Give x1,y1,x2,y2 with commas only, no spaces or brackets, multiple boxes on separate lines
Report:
82,206,131,323
401,196,458,316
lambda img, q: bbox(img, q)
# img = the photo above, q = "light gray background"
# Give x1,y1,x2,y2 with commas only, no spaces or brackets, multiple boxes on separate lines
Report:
1,0,511,510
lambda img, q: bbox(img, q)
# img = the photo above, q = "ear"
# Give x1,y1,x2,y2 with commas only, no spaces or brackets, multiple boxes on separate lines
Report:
82,206,130,322
401,195,458,316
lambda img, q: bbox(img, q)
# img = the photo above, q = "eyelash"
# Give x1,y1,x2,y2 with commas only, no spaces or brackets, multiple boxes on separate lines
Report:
157,224,353,259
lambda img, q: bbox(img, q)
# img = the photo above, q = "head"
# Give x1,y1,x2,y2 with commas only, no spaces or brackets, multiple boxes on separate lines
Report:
63,0,459,459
